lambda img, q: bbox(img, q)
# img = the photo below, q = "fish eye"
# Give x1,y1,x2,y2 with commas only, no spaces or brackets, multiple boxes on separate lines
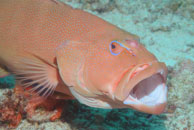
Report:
109,40,125,55
111,44,116,49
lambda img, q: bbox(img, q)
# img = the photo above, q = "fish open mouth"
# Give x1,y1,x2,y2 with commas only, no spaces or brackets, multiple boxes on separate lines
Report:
123,73,167,106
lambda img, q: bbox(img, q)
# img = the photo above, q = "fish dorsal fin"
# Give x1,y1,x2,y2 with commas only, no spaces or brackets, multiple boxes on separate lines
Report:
13,55,59,98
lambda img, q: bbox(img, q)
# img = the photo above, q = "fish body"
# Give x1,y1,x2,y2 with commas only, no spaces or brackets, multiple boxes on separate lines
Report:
0,0,168,115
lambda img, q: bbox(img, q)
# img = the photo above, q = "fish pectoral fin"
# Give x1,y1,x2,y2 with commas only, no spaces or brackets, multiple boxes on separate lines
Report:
13,55,60,98
0,65,10,78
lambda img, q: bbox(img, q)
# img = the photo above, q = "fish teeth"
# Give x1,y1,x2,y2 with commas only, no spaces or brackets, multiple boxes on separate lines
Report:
123,95,141,105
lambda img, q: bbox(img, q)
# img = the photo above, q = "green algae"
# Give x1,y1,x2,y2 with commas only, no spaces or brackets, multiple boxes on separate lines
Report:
61,100,167,130
0,75,15,89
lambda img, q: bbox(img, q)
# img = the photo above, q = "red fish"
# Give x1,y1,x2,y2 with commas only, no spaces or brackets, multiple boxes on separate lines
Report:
0,0,168,126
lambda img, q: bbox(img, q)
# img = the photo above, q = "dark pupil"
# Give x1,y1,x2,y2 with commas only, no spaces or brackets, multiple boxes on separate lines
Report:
111,44,116,49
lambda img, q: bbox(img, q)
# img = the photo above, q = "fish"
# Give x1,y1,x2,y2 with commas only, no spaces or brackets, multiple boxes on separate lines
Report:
0,0,168,119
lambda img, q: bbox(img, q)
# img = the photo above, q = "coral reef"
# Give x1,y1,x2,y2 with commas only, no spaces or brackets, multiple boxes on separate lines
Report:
66,0,194,20
167,59,194,105
0,87,66,129
0,89,27,128
168,0,194,20
65,0,115,13
164,60,194,130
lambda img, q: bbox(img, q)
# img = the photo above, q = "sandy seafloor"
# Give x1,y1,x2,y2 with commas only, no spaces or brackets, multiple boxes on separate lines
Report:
0,0,194,130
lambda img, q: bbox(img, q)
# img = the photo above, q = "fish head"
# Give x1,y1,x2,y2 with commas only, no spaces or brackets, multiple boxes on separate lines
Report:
56,34,168,114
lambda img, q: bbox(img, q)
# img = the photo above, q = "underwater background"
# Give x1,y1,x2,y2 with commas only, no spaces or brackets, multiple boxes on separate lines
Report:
0,0,194,129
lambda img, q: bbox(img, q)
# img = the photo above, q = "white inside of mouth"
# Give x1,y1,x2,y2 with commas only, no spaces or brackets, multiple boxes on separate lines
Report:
123,73,167,106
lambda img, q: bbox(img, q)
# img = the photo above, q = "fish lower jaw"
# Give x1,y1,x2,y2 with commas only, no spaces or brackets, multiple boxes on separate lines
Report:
123,83,167,107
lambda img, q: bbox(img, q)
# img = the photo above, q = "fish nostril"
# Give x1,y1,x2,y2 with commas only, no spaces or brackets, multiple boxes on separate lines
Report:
125,39,139,48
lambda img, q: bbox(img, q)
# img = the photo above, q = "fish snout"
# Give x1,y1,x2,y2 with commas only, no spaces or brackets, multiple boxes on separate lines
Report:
114,61,168,114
